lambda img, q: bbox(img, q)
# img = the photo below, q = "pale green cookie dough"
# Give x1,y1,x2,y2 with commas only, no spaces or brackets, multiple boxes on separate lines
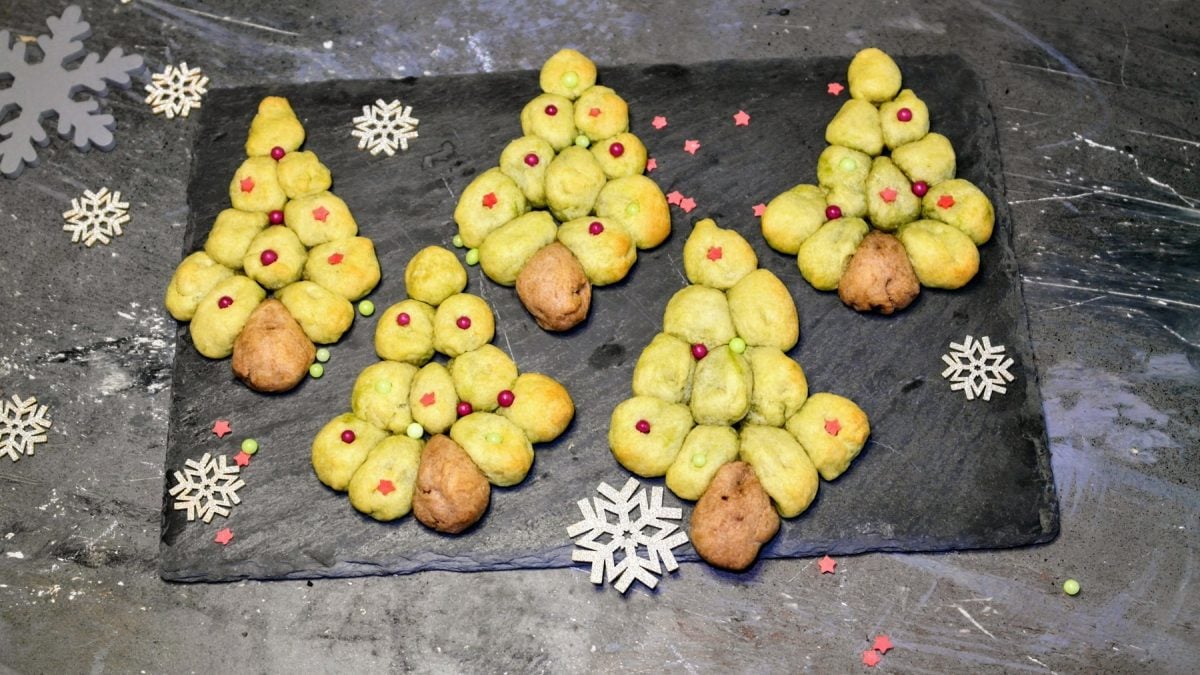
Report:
665,425,740,501
573,86,629,141
539,48,597,100
454,168,529,248
303,237,381,301
866,156,920,231
922,179,994,245
690,345,753,426
347,436,422,521
594,175,671,249
204,209,268,270
449,344,517,412
499,372,574,443
479,211,558,286
275,281,354,344
825,98,883,157
891,132,956,186
825,183,868,219
244,97,305,157
521,93,577,151
817,145,871,191
797,217,870,291
242,225,307,290
662,284,736,348
761,184,828,255
229,157,287,213
847,47,902,104
409,362,458,435
726,269,799,351
631,332,694,404
544,146,606,223
498,138,553,210
880,89,930,150
557,216,636,286
683,218,758,290
311,412,388,492
284,191,358,247
449,412,534,486
351,361,419,433
591,132,647,179
375,299,436,364
405,246,467,306
165,251,234,321
745,347,808,428
433,293,495,357
190,275,266,359
276,150,331,199
786,392,870,482
608,396,695,477
897,219,979,289
739,425,819,518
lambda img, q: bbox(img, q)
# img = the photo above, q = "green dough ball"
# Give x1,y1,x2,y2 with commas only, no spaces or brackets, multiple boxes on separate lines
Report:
243,226,307,290
409,362,458,434
499,372,574,444
922,178,995,245
726,269,799,351
375,299,436,364
786,392,870,481
284,191,358,248
499,135,555,207
573,85,629,141
866,156,921,231
745,347,808,427
244,97,304,157
303,237,381,301
593,175,671,249
682,218,758,290
310,412,388,491
450,412,534,486
739,425,818,518
897,219,980,289
454,168,529,249
351,361,419,433
817,145,872,191
891,132,956,186
449,344,517,412
479,211,558,286
204,209,268,270
797,217,870,291
825,183,868,219
761,184,828,255
405,246,467,306
544,146,606,223
632,332,695,403
189,275,266,358
690,345,753,426
591,132,647,179
665,425,740,501
608,396,695,477
539,48,597,100
520,93,577,151
433,293,495,357
847,47,902,103
275,280,354,344
229,157,286,212
663,284,736,348
165,251,234,321
880,89,930,150
276,150,331,199
825,99,883,157
557,216,636,286
347,436,421,521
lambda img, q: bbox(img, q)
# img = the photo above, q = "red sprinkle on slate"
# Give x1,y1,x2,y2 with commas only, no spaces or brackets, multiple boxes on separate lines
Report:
212,419,232,438
666,191,683,206
679,197,697,213
873,635,894,655
818,554,837,574
214,528,234,545
753,203,767,217
646,157,657,172
827,82,845,96
651,116,668,130
239,177,255,193
683,139,701,155
733,110,751,126
234,451,251,468
862,650,881,668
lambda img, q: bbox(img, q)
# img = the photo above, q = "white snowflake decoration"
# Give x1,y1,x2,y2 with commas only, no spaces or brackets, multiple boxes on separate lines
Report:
351,99,419,156
941,335,1016,401
0,395,52,462
62,187,130,247
567,477,689,593
168,452,245,523
144,62,209,119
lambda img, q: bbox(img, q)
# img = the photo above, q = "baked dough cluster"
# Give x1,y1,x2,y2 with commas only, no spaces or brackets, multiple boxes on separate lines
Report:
312,246,574,532
761,48,995,314
608,220,870,571
164,97,380,392
453,49,671,331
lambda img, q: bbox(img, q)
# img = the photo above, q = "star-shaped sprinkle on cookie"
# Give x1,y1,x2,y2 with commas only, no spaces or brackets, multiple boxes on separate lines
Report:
753,203,767,217
482,192,498,208
827,82,845,96
706,246,723,261
818,554,837,574
825,418,842,436
239,177,255,193
666,191,684,206
873,635,894,655
651,115,668,130
879,187,898,203
233,451,251,468
862,650,881,667
214,528,233,545
683,139,701,155
312,205,330,222
377,479,395,495
646,157,657,172
212,419,232,438
679,196,697,213
937,194,956,209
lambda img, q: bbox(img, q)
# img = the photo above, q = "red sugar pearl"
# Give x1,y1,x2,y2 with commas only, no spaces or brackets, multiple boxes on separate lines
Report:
608,142,625,158
270,146,286,160
524,152,540,167
825,205,842,220
456,316,472,330
588,221,604,235
691,343,708,360
897,107,913,122
396,312,411,326
635,419,651,434
340,430,356,444
912,180,929,197
497,390,515,408
217,296,233,309
268,210,285,225
544,104,558,116
260,249,278,266
456,402,473,417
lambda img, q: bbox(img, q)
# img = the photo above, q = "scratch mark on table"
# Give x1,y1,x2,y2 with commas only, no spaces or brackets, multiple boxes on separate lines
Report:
152,1,303,37
1125,128,1200,149
1023,278,1200,311
1026,654,1056,672
954,604,998,639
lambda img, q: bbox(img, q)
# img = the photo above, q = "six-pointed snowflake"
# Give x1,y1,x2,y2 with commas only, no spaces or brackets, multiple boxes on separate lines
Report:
144,62,209,119
63,187,130,247
567,477,689,593
168,452,245,523
0,5,144,177
0,395,52,462
351,99,419,156
941,335,1016,401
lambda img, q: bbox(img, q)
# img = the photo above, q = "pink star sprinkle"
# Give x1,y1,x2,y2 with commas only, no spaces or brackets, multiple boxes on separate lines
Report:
214,528,233,545
312,206,330,222
862,650,881,667
651,116,668,130
233,451,251,467
873,635,894,655
646,157,657,172
679,196,697,213
818,554,837,574
733,110,751,126
683,139,701,155
938,194,956,209
212,419,232,438
827,82,845,96
666,191,684,206
239,177,255,193
752,203,767,217
879,187,898,203
377,479,396,496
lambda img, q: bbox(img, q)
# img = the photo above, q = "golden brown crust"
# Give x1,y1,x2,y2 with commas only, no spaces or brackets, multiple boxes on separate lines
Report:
837,231,920,314
690,461,780,571
515,242,591,331
412,434,491,534
231,299,315,392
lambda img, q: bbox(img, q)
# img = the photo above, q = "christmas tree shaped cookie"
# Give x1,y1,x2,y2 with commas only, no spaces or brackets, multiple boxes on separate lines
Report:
453,49,670,331
761,48,995,314
164,97,381,392
311,246,574,532
608,219,870,571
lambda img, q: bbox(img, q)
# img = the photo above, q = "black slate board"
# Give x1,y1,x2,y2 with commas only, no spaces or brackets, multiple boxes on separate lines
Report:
161,56,1058,582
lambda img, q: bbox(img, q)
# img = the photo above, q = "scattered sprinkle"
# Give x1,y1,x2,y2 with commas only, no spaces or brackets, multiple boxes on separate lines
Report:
679,196,697,213
316,348,331,363
322,40,333,50
818,554,837,574
733,110,751,126
309,363,324,379
240,438,259,454
358,300,375,317
666,191,684,206
452,234,464,248
214,528,233,546
465,248,480,266
683,139,701,155
752,203,767,217
212,419,232,438
862,649,881,668
873,635,894,655
651,115,668,130
646,157,657,172
1063,579,1080,596
827,82,845,96
233,451,251,468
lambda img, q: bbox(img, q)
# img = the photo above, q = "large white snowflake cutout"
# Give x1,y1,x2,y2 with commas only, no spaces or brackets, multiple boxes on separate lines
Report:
0,5,144,177
0,395,52,462
62,187,130,247
941,335,1016,401
168,452,245,523
144,62,209,119
567,477,689,594
351,99,419,156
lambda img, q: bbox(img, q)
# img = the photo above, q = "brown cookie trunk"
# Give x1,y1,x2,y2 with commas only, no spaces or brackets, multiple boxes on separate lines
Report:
690,461,780,571
837,231,920,314
413,434,490,534
515,242,591,331
231,299,315,392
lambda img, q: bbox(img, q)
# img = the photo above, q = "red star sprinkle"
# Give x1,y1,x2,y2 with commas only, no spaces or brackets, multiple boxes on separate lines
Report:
862,650,881,668
666,191,684,206
683,139,701,155
327,252,344,265
420,391,436,407
377,479,396,496
825,418,842,436
827,82,845,96
482,192,498,208
679,196,697,213
733,110,751,126
214,528,233,545
646,157,657,172
234,451,251,467
818,555,837,574
312,205,330,222
706,246,723,261
239,177,255,193
651,116,668,130
937,194,956,209
873,635,894,655
589,107,601,117
879,187,898,203
212,419,232,438
753,203,767,217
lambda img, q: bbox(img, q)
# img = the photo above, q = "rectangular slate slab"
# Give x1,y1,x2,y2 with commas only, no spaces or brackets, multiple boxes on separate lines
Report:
161,55,1058,582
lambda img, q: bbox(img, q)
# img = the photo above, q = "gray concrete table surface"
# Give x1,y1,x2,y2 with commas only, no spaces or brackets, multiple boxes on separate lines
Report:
0,0,1196,672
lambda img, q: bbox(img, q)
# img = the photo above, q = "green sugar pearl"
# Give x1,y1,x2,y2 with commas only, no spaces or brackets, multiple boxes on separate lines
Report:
241,438,259,455
316,348,331,363
374,380,392,394
729,337,747,354
562,71,580,88
486,432,502,444
465,248,480,266
309,363,324,378
574,134,590,148
691,453,707,468
405,422,424,439
625,202,641,217
1063,579,1081,596
358,300,375,317
839,157,858,172
452,234,464,248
